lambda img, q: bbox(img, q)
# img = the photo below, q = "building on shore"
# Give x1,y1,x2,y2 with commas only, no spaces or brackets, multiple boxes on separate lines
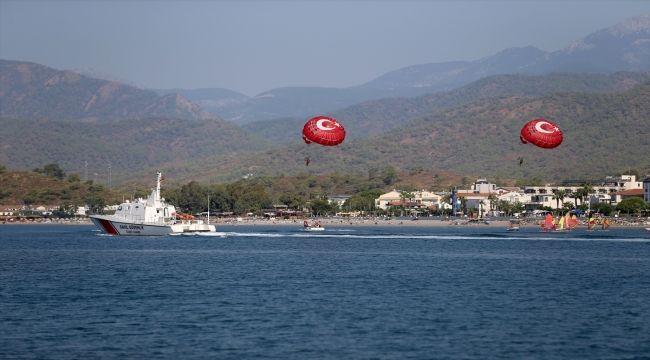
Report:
523,175,643,209
409,174,648,217
375,189,441,214
609,189,645,205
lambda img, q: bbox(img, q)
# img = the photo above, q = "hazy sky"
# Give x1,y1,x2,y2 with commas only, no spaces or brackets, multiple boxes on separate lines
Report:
1,1,648,96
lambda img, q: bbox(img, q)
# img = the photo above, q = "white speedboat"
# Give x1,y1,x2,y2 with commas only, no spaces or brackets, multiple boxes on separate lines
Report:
303,220,325,231
507,219,520,231
90,172,216,236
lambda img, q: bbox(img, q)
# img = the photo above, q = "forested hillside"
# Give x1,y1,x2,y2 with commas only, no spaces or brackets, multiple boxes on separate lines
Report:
0,117,280,184
0,60,217,121
146,80,650,183
243,72,650,145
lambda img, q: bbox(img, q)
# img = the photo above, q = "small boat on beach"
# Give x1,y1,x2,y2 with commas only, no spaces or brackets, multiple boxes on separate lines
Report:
303,220,325,231
90,172,216,236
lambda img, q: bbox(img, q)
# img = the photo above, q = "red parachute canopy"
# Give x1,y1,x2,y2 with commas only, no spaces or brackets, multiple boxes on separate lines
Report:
302,116,346,146
520,118,563,149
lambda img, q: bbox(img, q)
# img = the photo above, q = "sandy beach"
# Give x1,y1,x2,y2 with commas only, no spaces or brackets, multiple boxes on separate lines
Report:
2,217,648,230
211,217,649,229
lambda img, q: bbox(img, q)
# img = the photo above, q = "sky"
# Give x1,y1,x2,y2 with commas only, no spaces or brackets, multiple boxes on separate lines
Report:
1,1,648,97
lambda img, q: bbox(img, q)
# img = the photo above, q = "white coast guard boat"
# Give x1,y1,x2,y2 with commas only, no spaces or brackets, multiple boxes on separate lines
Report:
90,172,216,236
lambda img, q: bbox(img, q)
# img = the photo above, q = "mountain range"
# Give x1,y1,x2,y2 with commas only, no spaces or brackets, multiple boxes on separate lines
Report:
144,79,650,184
0,14,649,189
361,14,650,91
154,14,650,124
2,71,647,186
0,60,217,122
242,72,650,145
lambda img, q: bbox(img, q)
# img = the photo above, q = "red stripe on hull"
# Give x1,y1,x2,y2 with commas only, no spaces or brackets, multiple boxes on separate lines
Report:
97,218,119,235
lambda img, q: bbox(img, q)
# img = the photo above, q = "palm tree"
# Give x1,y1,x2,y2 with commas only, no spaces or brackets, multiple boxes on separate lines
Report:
582,183,595,213
499,200,511,216
479,200,486,218
572,189,585,208
440,194,451,216
487,193,498,216
553,190,567,213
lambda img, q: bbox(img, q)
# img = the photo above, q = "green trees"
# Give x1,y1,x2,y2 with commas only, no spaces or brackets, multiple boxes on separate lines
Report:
347,189,383,214
381,166,398,186
84,184,108,214
591,202,613,215
615,198,647,216
487,193,498,216
53,202,77,217
163,181,275,215
33,163,67,180
572,189,585,207
279,193,304,209
581,183,595,212
178,181,207,213
66,173,81,183
553,190,568,210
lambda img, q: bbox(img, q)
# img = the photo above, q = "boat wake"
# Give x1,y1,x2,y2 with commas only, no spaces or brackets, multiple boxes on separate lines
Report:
182,230,650,242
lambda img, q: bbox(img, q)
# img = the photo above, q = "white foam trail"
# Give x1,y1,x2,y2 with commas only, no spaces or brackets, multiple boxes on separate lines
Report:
182,232,650,242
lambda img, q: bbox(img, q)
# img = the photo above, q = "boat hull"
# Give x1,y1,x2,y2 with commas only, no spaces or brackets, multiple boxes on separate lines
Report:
303,227,325,231
90,216,215,236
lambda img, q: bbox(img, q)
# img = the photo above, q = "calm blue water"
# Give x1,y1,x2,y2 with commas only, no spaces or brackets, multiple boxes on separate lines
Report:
1,224,649,359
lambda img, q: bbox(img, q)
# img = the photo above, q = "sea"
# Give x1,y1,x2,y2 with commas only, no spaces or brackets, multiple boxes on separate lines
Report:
1,223,649,359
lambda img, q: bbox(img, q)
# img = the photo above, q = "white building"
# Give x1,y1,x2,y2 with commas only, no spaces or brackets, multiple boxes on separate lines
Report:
375,189,440,211
329,195,351,208
644,177,650,203
610,189,645,206
523,175,643,209
0,205,22,217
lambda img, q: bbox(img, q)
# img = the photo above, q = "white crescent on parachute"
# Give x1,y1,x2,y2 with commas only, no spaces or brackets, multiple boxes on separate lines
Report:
316,119,337,131
534,121,557,134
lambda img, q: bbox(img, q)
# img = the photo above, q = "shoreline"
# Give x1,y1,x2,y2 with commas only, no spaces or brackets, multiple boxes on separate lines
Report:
2,218,647,230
